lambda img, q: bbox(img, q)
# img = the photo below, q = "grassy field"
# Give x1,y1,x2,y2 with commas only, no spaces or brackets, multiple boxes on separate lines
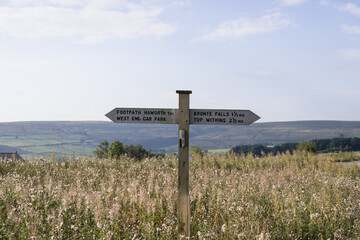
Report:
207,148,230,155
22,144,96,157
1,151,360,239
0,136,77,147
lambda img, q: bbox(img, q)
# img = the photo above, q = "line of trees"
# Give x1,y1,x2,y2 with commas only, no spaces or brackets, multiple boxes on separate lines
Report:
93,140,164,160
312,137,360,152
231,137,360,156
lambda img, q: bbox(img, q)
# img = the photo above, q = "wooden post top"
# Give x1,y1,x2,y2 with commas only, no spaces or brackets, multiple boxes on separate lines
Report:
176,90,192,94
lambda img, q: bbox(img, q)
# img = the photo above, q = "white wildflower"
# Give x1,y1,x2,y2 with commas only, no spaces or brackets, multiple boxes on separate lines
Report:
257,232,270,240
310,213,320,220
334,228,344,239
221,224,226,233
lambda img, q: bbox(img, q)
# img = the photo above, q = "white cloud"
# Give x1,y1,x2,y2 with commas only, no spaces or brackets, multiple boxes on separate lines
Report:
319,1,330,6
341,3,360,17
341,24,360,34
323,2,360,17
337,49,360,60
192,13,291,42
276,0,307,7
321,2,360,36
0,0,176,44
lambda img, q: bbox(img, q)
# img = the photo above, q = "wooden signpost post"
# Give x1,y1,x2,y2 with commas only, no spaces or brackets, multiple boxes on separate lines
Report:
106,90,260,238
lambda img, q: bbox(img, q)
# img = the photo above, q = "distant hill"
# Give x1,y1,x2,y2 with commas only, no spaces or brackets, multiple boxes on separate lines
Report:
0,121,359,158
0,144,17,152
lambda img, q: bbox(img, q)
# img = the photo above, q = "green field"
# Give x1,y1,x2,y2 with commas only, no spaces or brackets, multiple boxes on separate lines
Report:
207,148,230,155
21,144,95,158
1,151,360,239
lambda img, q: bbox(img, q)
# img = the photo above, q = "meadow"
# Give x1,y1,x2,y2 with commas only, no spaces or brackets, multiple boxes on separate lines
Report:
1,151,360,239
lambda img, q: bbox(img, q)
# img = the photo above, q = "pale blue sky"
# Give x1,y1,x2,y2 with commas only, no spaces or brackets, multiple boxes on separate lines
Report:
0,0,359,122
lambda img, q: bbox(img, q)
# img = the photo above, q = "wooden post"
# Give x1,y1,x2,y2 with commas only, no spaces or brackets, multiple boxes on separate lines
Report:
176,90,191,238
105,91,260,239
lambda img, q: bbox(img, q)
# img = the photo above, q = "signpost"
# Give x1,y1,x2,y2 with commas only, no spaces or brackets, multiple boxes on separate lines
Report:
190,109,260,125
105,108,177,124
105,90,260,239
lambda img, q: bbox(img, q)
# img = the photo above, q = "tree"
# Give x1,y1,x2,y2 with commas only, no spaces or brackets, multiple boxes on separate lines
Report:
298,141,317,153
94,140,153,160
250,144,268,156
107,140,125,160
351,138,360,151
124,144,148,160
93,140,109,159
190,145,205,158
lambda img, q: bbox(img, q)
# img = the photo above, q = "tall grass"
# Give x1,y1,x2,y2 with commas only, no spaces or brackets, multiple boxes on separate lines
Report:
1,152,360,239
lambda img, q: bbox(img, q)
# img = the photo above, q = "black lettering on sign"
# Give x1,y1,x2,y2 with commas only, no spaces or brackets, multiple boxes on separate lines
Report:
132,116,141,121
155,117,166,121
206,117,227,123
214,118,226,123
144,110,166,115
117,116,129,121
117,110,141,115
143,117,152,121
215,112,229,117
194,111,212,116
193,117,203,123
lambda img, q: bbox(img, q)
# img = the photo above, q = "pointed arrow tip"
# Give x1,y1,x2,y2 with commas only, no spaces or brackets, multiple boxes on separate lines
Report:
249,110,261,123
105,109,115,121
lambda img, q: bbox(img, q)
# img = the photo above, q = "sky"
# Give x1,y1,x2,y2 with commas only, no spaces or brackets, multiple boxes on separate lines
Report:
0,0,359,123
